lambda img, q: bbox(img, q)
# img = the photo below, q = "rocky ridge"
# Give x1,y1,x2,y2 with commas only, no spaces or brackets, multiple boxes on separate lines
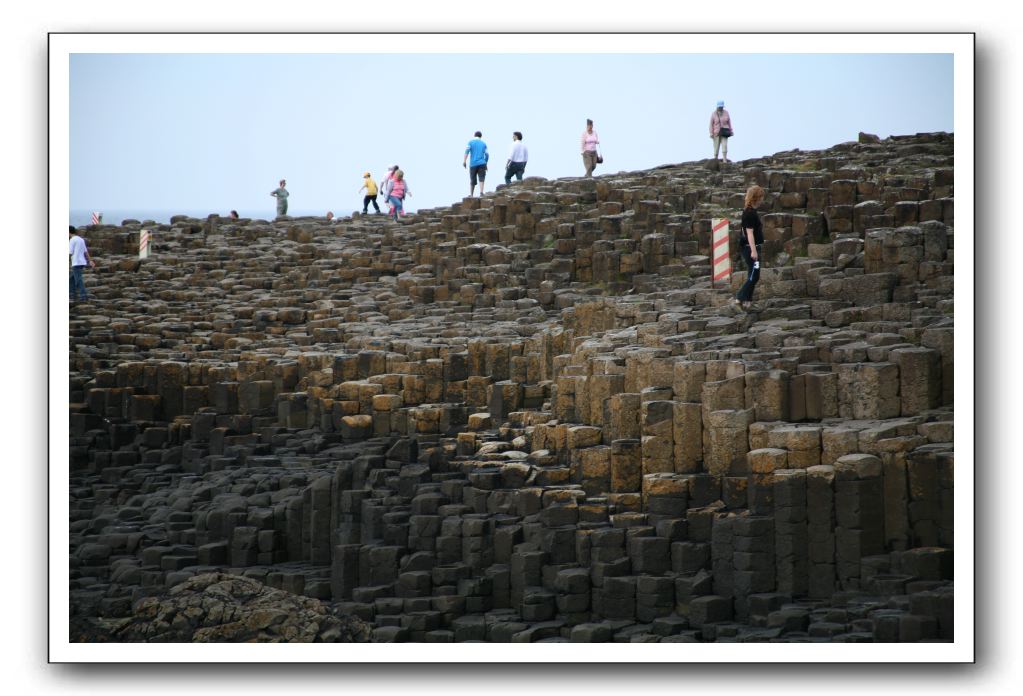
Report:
68,132,955,643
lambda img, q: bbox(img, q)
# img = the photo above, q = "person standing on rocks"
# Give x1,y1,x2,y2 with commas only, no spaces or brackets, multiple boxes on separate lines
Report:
359,172,382,214
581,119,601,177
463,131,489,197
505,131,528,184
387,169,410,221
270,179,289,217
380,165,398,216
734,184,765,310
710,101,733,162
69,225,97,303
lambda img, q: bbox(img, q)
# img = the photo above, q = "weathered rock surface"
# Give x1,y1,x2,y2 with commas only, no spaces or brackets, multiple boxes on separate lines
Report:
71,572,372,642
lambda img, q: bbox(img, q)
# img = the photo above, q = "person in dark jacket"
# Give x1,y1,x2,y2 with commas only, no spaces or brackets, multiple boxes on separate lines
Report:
734,184,765,310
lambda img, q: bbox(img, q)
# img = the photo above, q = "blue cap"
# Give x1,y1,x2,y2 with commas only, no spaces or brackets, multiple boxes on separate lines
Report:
717,101,724,107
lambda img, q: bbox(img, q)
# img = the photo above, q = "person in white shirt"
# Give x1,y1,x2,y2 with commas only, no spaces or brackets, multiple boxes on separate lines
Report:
380,165,398,216
505,131,529,184
581,119,600,177
69,225,97,302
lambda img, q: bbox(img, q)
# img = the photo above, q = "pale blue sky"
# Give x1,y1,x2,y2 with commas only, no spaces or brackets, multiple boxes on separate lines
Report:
69,52,953,218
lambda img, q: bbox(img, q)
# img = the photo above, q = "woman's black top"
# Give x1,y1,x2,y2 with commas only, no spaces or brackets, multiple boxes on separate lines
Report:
740,206,764,247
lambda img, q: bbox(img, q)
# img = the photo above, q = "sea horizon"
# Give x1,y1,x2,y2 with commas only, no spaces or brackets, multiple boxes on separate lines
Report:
69,207,381,228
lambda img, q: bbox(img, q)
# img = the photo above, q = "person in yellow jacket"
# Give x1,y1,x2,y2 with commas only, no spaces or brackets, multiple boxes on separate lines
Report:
359,172,381,214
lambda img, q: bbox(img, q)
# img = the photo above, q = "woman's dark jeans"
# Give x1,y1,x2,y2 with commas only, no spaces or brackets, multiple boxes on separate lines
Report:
736,244,761,302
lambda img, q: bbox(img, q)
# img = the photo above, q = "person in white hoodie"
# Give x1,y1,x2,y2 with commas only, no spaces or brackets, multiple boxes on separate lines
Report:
380,165,398,216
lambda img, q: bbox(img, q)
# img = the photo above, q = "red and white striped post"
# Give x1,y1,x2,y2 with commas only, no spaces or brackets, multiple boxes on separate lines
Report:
139,229,151,259
91,211,102,225
711,217,731,288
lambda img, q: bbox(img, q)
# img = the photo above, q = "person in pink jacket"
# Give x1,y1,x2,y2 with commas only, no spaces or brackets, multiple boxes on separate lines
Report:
710,101,734,162
387,170,410,221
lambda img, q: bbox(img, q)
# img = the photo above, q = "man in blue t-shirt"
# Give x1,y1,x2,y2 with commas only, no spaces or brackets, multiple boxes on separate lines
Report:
462,131,489,197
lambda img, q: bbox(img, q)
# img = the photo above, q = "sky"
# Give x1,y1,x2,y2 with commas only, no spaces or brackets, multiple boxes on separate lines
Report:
68,50,954,220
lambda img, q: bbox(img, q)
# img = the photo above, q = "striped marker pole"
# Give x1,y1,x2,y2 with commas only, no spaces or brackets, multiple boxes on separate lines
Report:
139,229,151,259
91,211,101,225
712,217,731,288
